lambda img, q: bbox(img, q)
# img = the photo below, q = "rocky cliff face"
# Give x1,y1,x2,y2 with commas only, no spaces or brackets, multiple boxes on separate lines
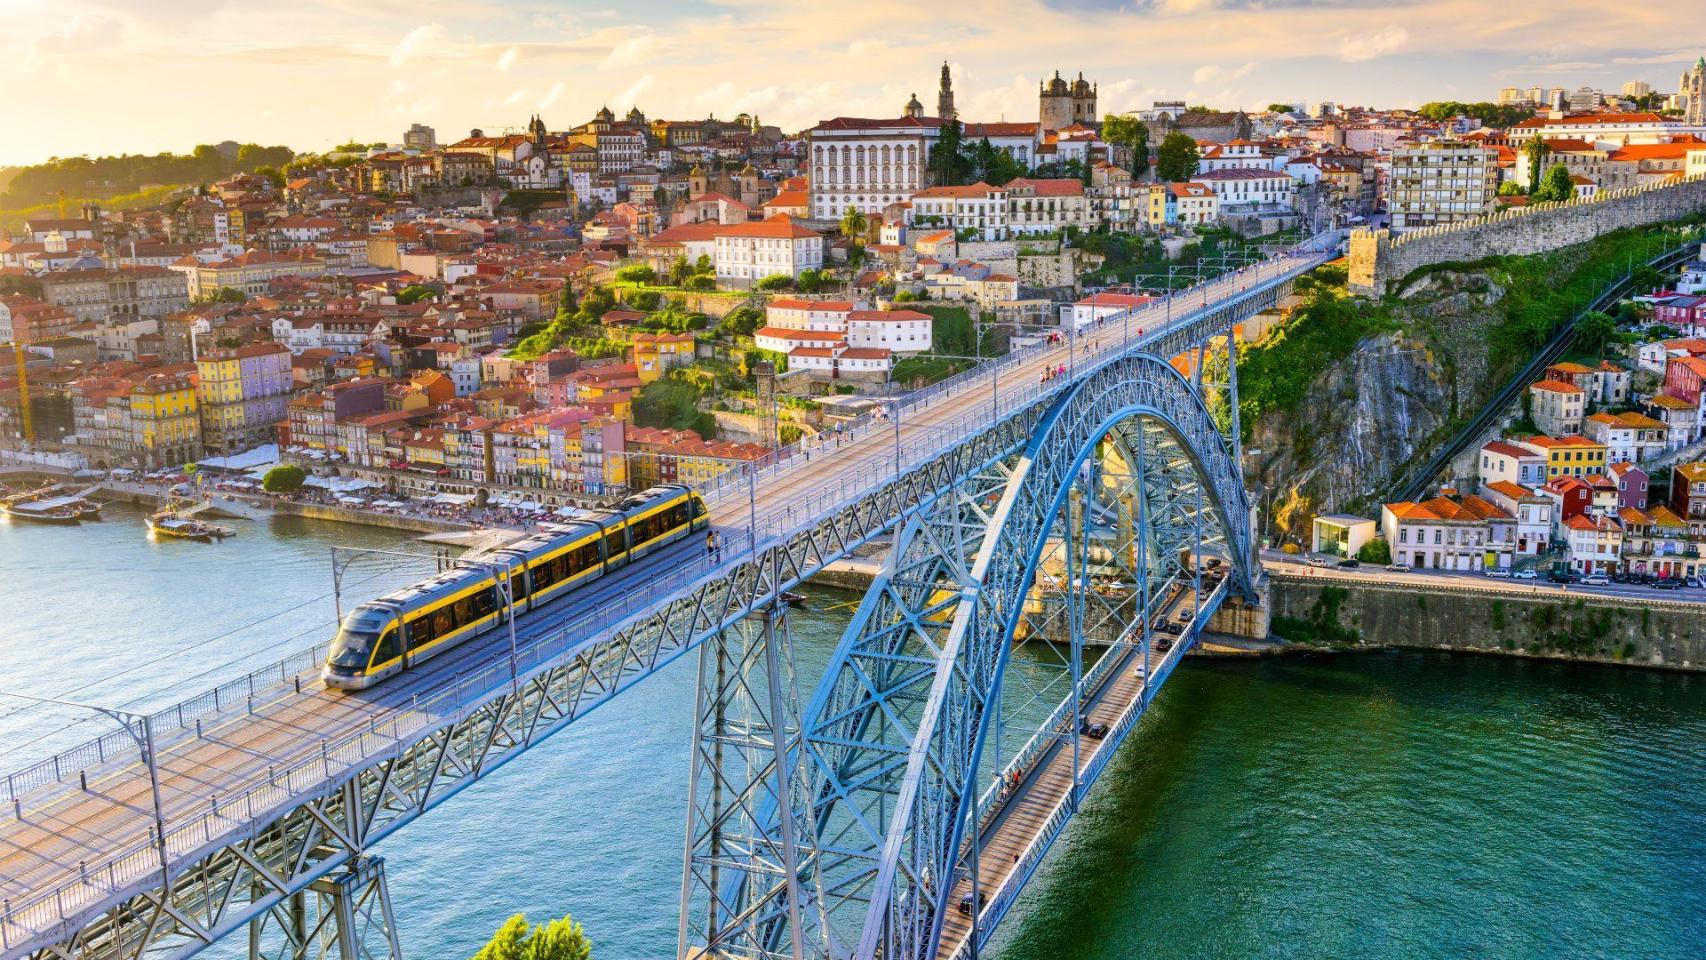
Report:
1249,271,1508,538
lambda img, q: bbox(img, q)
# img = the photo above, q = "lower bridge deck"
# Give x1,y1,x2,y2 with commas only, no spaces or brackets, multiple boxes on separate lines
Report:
935,576,1222,960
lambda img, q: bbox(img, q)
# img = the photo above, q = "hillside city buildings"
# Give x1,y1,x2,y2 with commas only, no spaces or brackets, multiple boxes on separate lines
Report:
4,57,1706,522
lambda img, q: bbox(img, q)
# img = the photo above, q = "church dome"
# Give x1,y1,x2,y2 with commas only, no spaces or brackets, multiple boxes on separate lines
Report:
1045,71,1069,96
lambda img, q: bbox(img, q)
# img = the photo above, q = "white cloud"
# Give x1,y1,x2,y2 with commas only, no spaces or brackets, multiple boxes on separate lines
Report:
495,45,519,72
1193,61,1255,84
539,81,565,108
612,74,655,109
1338,25,1408,63
603,32,664,68
390,23,448,68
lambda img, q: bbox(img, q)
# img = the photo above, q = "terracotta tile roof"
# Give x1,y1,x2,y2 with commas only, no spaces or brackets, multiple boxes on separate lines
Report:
1485,480,1536,500
1529,378,1582,394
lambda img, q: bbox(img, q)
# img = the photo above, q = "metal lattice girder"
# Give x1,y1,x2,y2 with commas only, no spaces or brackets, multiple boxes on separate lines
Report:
678,601,826,960
7,257,1308,960
799,351,1255,960
246,856,400,960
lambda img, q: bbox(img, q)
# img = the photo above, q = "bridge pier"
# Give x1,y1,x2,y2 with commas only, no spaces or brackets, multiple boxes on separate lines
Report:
247,855,401,960
678,600,825,960
1204,575,1271,642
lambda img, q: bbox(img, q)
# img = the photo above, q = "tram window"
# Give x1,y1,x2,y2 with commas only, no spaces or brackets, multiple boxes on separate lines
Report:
433,608,453,638
473,587,497,618
453,597,474,626
372,628,400,666
407,614,432,646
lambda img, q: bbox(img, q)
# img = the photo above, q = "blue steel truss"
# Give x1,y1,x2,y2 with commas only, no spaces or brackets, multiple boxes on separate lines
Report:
0,244,1328,960
792,351,1254,960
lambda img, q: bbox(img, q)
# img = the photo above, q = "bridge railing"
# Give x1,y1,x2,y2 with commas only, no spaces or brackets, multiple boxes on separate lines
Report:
951,580,1228,960
971,575,1192,824
0,251,1323,828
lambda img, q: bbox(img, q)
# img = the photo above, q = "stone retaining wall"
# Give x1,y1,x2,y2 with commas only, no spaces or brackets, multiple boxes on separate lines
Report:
1270,572,1705,670
1348,175,1706,296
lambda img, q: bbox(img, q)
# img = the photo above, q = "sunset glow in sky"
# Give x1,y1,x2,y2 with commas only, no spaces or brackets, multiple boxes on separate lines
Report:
4,0,1703,165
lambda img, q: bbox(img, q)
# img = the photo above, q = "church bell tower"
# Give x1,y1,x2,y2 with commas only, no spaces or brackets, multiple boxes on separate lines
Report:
937,62,957,120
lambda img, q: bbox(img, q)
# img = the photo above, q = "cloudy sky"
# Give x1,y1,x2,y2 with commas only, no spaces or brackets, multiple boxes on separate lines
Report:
2,0,1702,166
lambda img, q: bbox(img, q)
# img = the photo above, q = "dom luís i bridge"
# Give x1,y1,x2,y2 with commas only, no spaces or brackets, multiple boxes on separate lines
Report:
0,233,1340,960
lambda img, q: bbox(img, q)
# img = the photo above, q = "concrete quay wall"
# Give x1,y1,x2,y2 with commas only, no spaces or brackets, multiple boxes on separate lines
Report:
1269,572,1706,671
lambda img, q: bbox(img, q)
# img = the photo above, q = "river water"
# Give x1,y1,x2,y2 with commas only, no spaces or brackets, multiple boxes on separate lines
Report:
2,508,1702,958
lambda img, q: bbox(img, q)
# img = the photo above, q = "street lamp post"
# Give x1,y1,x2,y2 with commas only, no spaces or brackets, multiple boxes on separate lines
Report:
0,692,171,891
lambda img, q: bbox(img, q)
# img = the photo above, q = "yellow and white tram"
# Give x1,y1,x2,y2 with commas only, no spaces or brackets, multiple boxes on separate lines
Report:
322,484,708,690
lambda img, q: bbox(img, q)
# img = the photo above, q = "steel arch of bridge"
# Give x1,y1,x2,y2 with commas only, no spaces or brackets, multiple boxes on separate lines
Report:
793,351,1253,960
4,251,1313,960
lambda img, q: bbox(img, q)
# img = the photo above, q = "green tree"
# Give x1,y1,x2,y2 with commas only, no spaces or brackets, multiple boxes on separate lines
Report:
472,913,591,960
1498,180,1527,197
396,283,438,304
1356,538,1392,565
1099,114,1151,176
635,374,715,438
839,206,868,251
930,119,966,185
1266,103,1296,114
261,464,307,494
718,305,763,337
1532,162,1575,203
1521,136,1549,195
797,268,828,293
667,257,694,286
195,286,247,304
755,274,793,291
1573,310,1619,356
615,264,656,284
1155,132,1201,183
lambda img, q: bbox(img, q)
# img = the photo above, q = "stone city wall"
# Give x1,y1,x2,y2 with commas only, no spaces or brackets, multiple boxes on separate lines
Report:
1270,572,1706,671
1348,175,1706,296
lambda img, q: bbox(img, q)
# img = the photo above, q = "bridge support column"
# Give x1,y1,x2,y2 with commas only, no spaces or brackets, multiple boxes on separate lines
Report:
248,855,401,960
678,601,826,960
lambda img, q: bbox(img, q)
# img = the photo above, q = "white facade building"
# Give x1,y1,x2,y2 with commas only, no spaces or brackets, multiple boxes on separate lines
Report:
807,116,945,218
713,218,825,287
910,183,1009,241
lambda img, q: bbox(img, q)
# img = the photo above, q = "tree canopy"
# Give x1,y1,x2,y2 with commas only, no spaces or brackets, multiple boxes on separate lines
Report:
1155,132,1201,183
261,464,307,494
1521,137,1549,195
1415,101,1535,128
1532,163,1577,203
472,914,591,960
1,143,294,207
1099,114,1151,176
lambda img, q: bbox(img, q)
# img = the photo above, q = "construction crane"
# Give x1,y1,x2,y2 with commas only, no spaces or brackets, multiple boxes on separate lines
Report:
10,342,32,445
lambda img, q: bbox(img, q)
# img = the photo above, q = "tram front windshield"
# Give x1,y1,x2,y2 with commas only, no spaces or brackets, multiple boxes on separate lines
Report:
328,609,389,668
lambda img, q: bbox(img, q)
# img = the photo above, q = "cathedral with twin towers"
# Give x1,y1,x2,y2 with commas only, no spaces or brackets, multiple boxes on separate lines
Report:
904,63,1099,133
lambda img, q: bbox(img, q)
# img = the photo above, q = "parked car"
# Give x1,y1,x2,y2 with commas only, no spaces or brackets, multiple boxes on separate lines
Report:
1652,578,1683,590
1305,555,1330,568
958,891,988,916
1386,562,1412,572
1687,577,1705,589
1486,568,1511,578
1078,719,1110,740
1336,558,1361,568
1547,570,1577,584
1513,570,1538,580
1581,574,1611,586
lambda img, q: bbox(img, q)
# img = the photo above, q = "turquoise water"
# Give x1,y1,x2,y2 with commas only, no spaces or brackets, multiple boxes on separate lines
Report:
3,511,1703,958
